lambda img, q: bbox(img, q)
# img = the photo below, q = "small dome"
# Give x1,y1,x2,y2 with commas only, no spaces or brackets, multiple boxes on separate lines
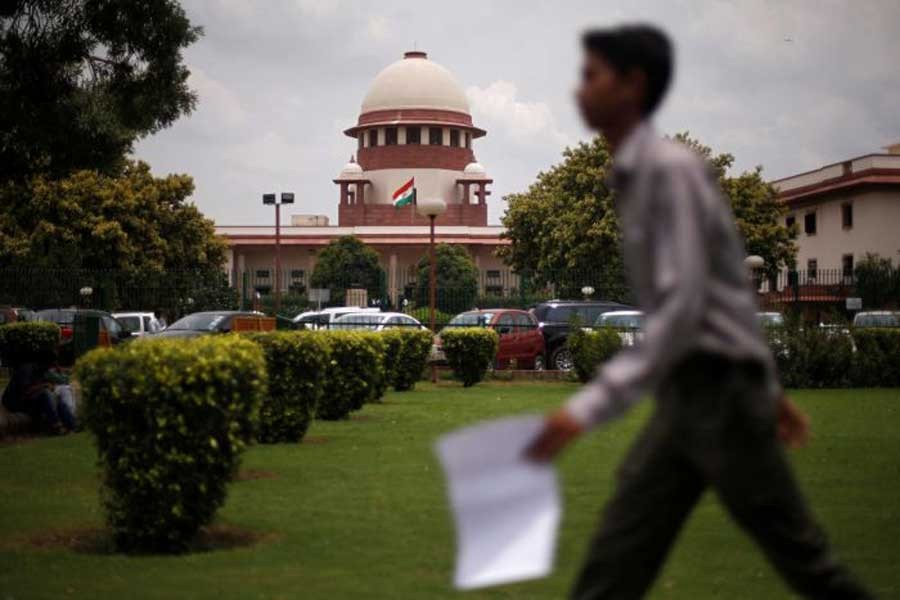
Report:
338,159,364,179
463,162,487,177
361,51,470,114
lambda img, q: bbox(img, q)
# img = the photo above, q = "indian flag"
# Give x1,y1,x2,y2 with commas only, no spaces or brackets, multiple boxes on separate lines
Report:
392,178,415,208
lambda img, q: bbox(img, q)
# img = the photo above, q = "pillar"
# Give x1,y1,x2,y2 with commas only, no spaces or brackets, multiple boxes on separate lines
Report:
389,252,398,308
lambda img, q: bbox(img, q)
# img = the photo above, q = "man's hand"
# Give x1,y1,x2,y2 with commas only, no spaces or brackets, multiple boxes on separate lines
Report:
777,395,810,449
526,409,585,462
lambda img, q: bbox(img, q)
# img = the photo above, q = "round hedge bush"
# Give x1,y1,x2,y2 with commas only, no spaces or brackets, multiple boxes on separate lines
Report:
0,321,60,366
243,331,331,443
75,336,266,553
317,330,385,419
381,328,433,391
440,328,499,387
568,327,623,383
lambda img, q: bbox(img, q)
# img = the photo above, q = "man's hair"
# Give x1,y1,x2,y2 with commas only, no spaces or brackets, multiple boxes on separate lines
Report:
582,25,673,116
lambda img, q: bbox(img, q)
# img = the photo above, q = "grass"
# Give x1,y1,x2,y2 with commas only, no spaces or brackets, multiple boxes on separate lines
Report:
1,382,898,599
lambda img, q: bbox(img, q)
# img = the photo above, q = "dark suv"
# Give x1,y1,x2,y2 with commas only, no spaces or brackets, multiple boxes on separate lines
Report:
531,300,632,371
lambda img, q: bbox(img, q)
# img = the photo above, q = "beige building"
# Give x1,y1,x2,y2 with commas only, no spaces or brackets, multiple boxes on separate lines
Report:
216,50,515,305
772,145,900,278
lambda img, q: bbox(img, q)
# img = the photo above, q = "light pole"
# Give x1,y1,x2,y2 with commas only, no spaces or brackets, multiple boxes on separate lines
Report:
744,255,765,292
263,192,294,313
417,197,447,383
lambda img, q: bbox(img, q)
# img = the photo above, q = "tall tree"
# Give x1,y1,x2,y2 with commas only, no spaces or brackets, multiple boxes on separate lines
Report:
0,0,201,179
415,243,479,314
309,236,385,306
500,133,797,298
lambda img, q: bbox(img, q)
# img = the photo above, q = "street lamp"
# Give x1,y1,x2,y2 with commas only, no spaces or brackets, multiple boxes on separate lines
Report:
581,285,595,299
417,197,447,383
744,255,765,292
262,192,295,312
79,286,93,308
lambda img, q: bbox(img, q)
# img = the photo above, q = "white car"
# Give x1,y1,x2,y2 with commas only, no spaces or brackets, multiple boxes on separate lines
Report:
595,310,645,346
113,312,164,336
293,306,381,330
757,312,786,328
331,311,426,332
853,311,900,328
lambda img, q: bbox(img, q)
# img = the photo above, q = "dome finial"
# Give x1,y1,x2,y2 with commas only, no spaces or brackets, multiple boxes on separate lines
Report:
404,50,427,59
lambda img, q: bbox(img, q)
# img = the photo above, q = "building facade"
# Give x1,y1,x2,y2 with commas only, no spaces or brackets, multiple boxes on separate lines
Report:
772,145,900,278
217,51,514,306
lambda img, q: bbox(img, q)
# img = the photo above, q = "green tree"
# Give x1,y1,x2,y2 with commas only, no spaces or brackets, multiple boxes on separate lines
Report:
415,243,479,314
500,133,797,298
854,254,899,309
0,0,201,180
309,236,385,306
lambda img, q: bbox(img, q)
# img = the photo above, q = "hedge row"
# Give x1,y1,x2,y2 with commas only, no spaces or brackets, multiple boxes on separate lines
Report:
440,328,499,387
0,321,60,365
567,327,623,383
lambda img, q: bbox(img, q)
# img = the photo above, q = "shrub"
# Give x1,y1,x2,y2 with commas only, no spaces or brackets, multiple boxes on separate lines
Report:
440,328,499,387
0,321,60,366
75,336,266,553
243,331,330,443
851,328,900,387
317,331,385,419
766,321,853,388
568,327,623,383
381,328,434,391
409,307,453,331
358,332,387,402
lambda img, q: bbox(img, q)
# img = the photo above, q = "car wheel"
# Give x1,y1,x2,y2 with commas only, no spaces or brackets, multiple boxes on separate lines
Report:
551,346,574,371
533,354,546,371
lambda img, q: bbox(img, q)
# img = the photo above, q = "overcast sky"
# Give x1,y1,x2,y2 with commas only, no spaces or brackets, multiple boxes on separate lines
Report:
135,0,900,226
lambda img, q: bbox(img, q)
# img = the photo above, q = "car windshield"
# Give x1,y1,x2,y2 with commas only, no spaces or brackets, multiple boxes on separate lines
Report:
757,313,785,327
446,312,495,328
332,314,384,330
540,305,609,325
168,313,228,331
35,309,76,325
854,314,899,327
597,314,644,328
117,316,142,332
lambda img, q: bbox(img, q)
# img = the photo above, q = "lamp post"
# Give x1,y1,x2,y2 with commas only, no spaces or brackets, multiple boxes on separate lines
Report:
263,192,295,312
744,255,765,292
417,197,447,383
79,286,93,309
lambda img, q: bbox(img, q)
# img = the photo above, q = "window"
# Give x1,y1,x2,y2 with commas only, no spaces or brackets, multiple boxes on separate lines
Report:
450,129,460,147
785,215,796,229
368,129,378,147
842,254,854,279
484,285,504,296
807,259,818,281
255,269,270,279
385,127,397,146
358,135,363,150
495,313,515,335
515,313,535,333
464,132,471,148
406,126,421,144
804,212,816,235
290,269,305,281
428,127,443,145
842,203,853,229
486,270,501,279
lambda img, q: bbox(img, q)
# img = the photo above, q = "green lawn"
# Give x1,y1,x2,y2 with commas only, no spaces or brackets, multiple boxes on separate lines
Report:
1,383,898,599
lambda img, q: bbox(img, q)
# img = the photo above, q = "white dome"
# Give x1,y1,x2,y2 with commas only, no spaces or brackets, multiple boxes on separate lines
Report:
463,162,487,177
361,51,470,114
338,160,364,179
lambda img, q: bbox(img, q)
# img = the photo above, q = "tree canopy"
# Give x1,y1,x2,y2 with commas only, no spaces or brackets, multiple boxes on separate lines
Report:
500,133,797,299
415,243,479,314
0,0,201,179
309,236,385,306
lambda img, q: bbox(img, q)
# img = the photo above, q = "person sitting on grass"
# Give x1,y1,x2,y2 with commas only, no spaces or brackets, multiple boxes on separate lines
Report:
2,361,76,435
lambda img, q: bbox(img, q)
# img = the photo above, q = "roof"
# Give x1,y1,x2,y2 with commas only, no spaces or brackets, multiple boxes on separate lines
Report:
360,51,469,115
772,153,900,206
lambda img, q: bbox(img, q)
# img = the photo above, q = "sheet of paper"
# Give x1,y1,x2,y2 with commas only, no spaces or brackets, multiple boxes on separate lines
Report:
435,415,561,590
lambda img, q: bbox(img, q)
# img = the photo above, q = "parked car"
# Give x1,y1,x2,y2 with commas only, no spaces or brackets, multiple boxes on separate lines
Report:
293,306,381,330
331,311,426,332
531,300,632,371
757,312,786,328
0,307,35,325
34,308,132,345
113,312,164,337
852,311,900,328
435,309,546,370
153,311,266,339
595,310,645,347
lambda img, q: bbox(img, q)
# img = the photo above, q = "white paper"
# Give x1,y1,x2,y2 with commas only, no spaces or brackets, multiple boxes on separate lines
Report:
435,415,561,590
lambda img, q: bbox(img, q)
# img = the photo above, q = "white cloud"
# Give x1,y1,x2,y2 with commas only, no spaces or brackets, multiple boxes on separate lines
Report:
188,66,247,130
466,81,570,146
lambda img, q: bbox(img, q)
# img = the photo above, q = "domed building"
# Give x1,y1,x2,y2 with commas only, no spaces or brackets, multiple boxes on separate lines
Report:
218,51,513,308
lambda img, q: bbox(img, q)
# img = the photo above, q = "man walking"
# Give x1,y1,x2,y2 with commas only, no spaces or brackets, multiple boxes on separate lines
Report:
527,24,873,600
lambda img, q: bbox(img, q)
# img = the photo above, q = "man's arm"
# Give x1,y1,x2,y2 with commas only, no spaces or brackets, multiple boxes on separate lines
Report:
528,161,715,460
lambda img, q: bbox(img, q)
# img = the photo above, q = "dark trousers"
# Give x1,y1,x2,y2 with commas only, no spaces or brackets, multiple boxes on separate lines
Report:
571,353,873,600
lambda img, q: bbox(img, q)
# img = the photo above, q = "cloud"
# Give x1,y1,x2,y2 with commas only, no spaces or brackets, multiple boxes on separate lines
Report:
366,15,390,42
466,81,570,146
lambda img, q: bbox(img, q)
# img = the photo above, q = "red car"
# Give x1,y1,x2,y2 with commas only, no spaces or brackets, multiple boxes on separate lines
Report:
440,309,546,370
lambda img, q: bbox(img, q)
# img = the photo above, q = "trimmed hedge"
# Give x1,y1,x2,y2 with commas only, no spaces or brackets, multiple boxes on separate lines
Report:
317,331,386,420
0,321,60,365
851,328,900,387
75,336,266,553
441,328,499,387
380,328,434,391
244,331,330,443
766,323,854,389
568,327,623,383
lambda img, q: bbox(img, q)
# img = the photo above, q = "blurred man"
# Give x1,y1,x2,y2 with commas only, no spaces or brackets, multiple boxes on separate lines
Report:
527,24,873,600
